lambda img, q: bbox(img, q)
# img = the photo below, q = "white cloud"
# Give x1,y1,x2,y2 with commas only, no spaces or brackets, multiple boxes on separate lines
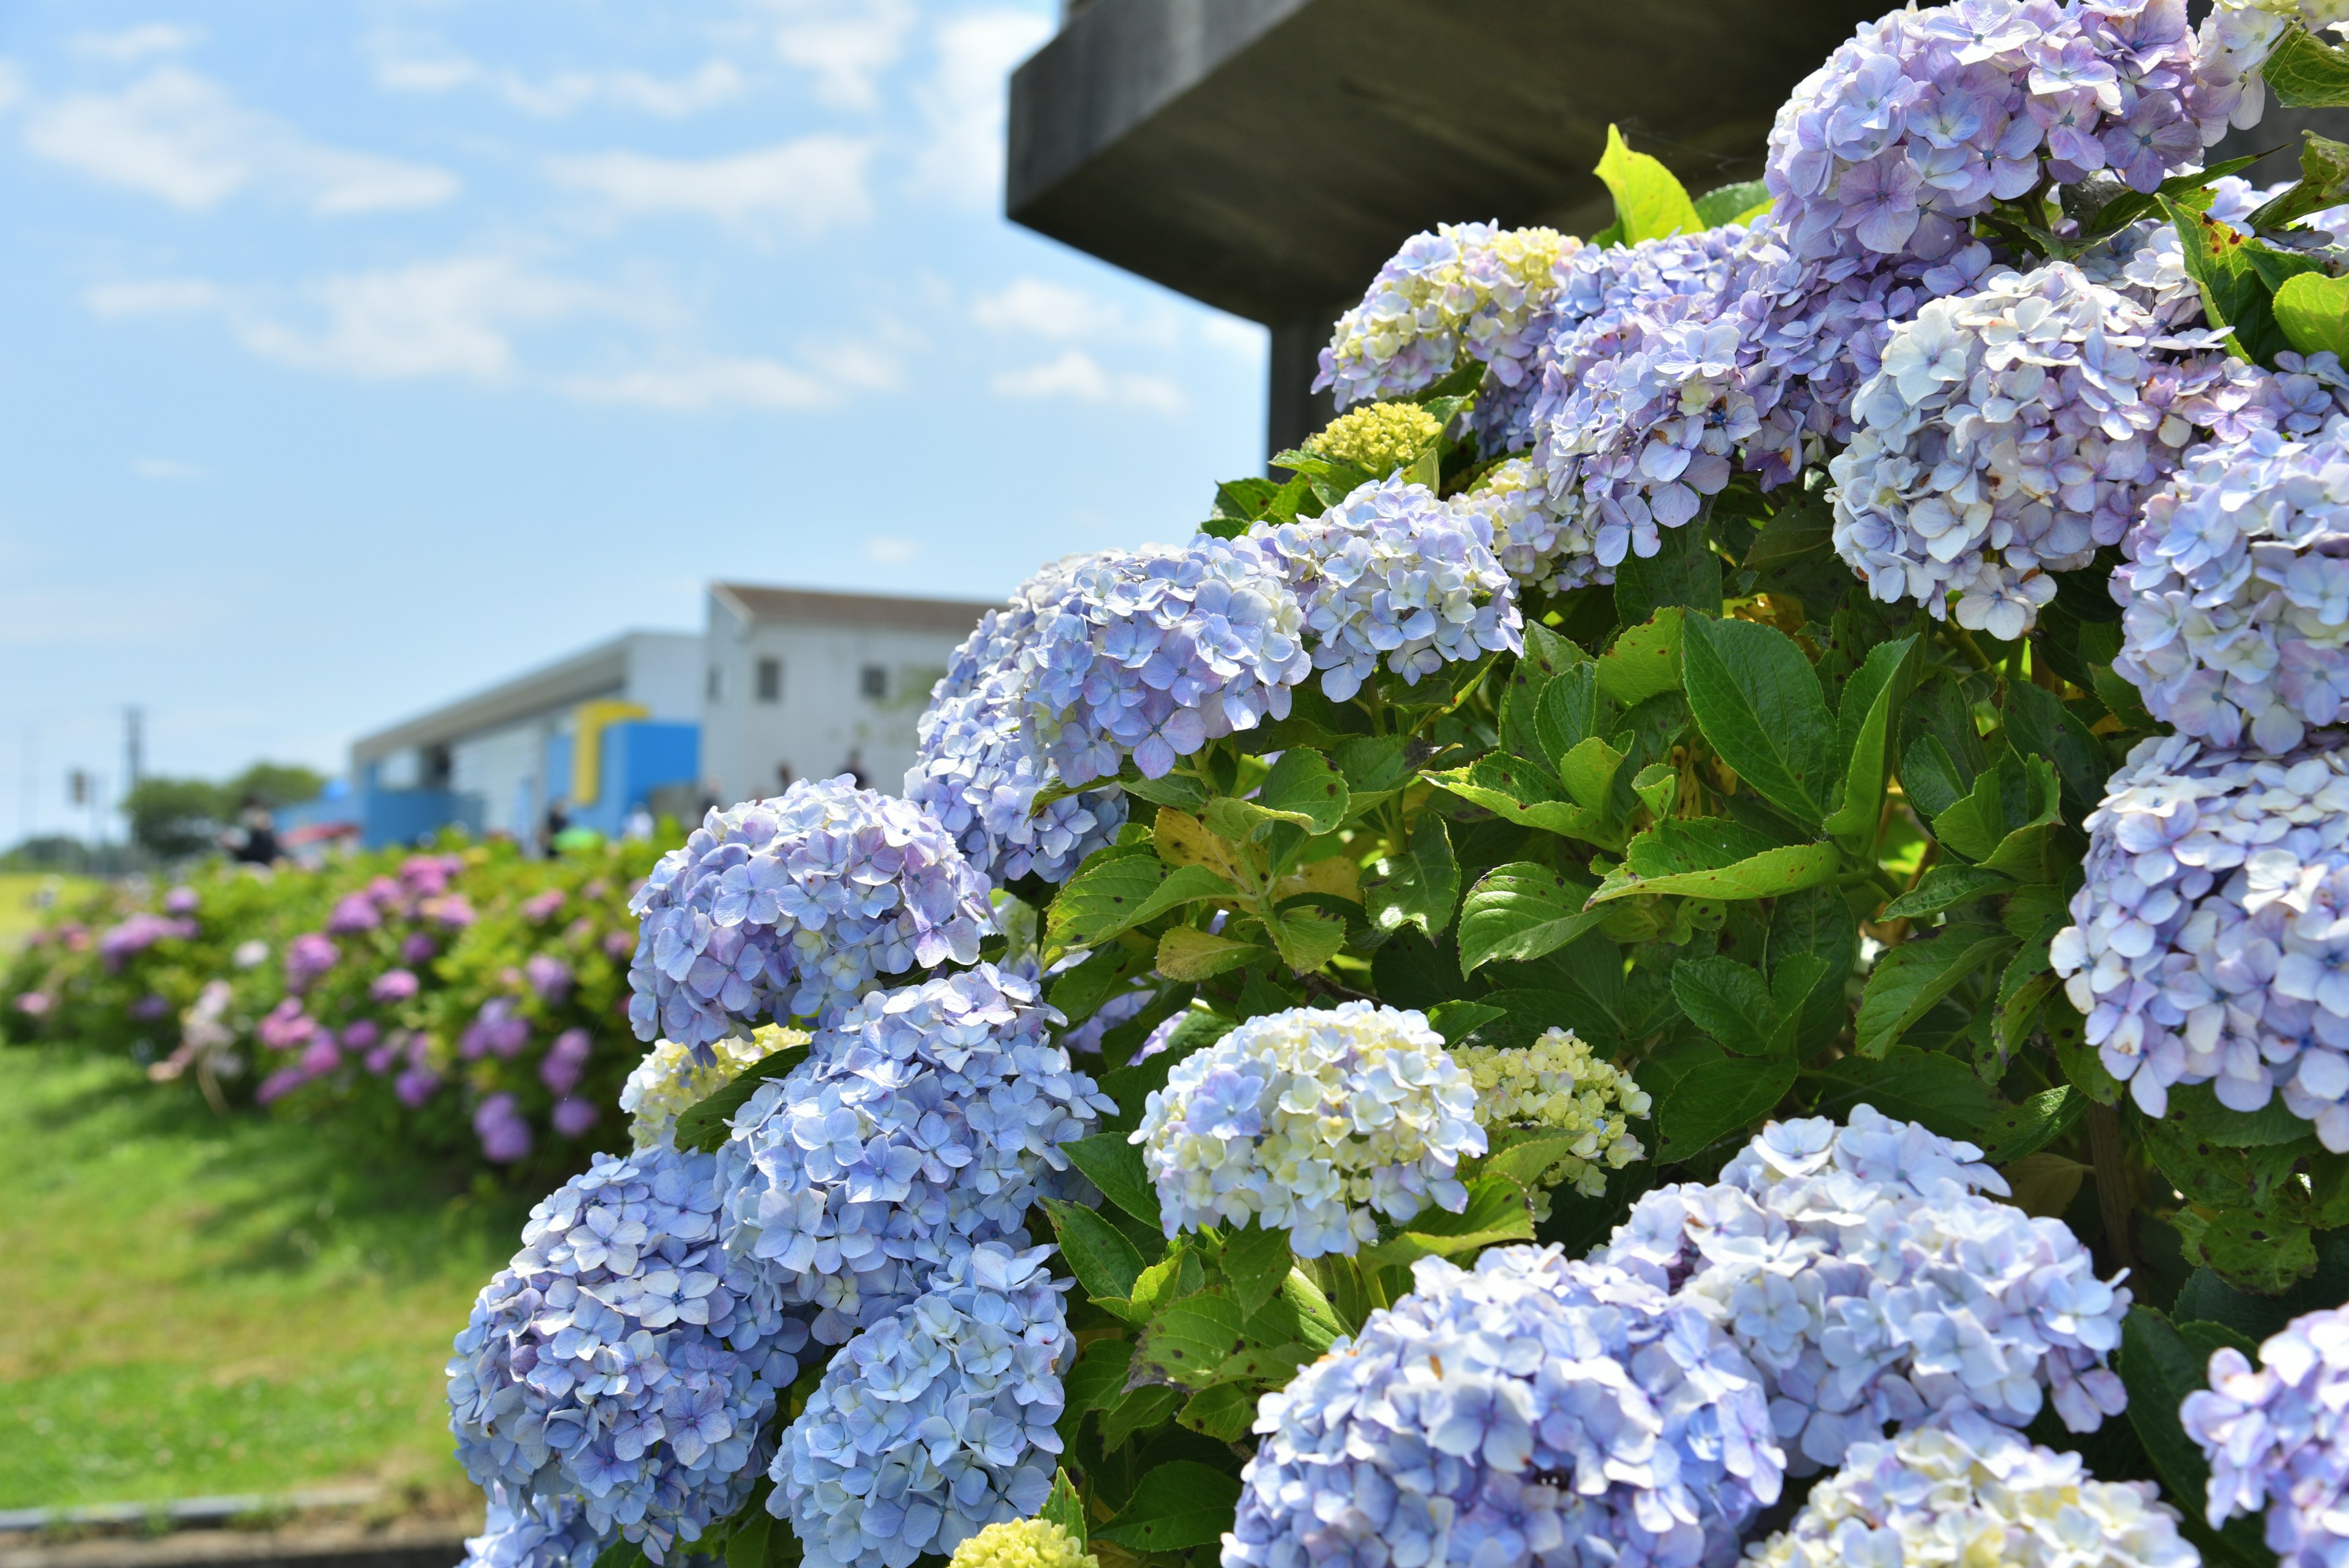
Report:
761,0,916,110
70,24,201,62
991,350,1186,414
370,44,747,118
24,67,456,213
1200,313,1267,355
237,259,620,380
864,536,919,565
0,62,25,114
912,9,1050,208
83,277,223,317
561,356,830,410
548,136,873,229
971,277,1177,346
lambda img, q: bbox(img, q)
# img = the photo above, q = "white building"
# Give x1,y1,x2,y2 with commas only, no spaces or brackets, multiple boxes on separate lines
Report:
699,582,998,806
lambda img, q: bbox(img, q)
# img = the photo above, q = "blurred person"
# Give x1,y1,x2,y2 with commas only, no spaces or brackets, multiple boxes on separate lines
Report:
541,797,569,857
622,802,654,842
839,749,866,787
223,801,279,865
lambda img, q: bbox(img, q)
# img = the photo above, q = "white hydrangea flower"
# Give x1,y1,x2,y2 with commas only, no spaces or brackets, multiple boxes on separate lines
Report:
1464,455,1609,595
620,1027,808,1151
1452,1026,1650,1215
1129,1001,1485,1257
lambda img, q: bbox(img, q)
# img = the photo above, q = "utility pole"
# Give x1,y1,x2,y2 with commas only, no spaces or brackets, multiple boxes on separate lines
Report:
124,707,143,795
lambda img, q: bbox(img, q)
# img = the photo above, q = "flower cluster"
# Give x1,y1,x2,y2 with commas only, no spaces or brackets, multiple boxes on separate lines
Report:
944,1518,1096,1568
446,1144,813,1562
1764,0,2228,272
774,1241,1073,1568
1022,538,1310,784
1225,1246,1784,1568
2051,734,2349,1135
2116,417,2349,754
1452,1027,1650,1214
1260,478,1522,700
2181,1302,2349,1567
1315,222,1577,453
1130,1001,1483,1257
459,1485,609,1568
718,964,1111,1343
1743,1405,2197,1568
1464,456,1609,595
628,776,996,1049
1605,1107,2130,1471
98,912,196,973
1830,261,2274,641
1304,401,1443,475
620,1026,807,1151
906,559,1127,888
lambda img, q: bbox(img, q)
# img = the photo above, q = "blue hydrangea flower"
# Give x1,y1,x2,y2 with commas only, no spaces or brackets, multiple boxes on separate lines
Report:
1021,538,1312,784
2050,733,2349,1136
1261,478,1523,700
446,1145,812,1564
1223,1246,1784,1568
2182,1302,2349,1568
719,962,1114,1345
458,1485,609,1568
1130,1001,1485,1258
906,559,1127,887
2116,412,2349,755
774,1239,1074,1568
1603,1107,2130,1474
1746,1405,2198,1568
1829,260,2279,641
1765,0,2230,273
627,776,996,1049
1462,456,1610,595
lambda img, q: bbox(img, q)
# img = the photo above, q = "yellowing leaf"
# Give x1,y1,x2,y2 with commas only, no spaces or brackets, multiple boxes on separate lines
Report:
1594,125,1702,245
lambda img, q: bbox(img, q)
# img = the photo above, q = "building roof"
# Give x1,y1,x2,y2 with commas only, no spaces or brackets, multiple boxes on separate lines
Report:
352,631,694,764
710,582,1001,636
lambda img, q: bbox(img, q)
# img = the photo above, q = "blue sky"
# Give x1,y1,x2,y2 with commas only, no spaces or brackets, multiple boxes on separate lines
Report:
0,0,1268,842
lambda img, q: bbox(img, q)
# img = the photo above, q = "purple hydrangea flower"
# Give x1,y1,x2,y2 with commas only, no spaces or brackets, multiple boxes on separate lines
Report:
2182,1302,2349,1567
285,932,340,994
540,1027,593,1095
474,1093,533,1162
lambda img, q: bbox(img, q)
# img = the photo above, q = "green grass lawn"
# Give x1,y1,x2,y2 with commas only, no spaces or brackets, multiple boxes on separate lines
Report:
0,874,100,951
0,1045,533,1510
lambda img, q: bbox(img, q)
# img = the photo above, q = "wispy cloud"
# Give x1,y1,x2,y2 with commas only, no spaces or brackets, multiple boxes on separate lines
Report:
69,24,201,62
563,357,831,410
369,43,748,118
992,350,1186,414
864,536,919,565
911,9,1050,208
83,277,223,318
547,136,874,229
971,277,1179,346
760,0,916,110
25,67,456,213
0,62,21,114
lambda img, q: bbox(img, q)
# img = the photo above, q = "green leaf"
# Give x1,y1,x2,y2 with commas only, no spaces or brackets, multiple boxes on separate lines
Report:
1981,1085,2085,1164
2276,269,2349,359
2169,1082,2326,1148
1424,758,1614,845
1614,506,1722,623
1359,1172,1535,1269
1266,905,1346,975
1428,998,1507,1046
1458,863,1608,975
2161,196,2321,366
1641,1036,1796,1160
1048,847,1176,946
1333,733,1411,804
1535,665,1609,771
1201,1341,1314,1390
1931,752,2061,866
1669,955,1783,1057
1630,761,1677,820
1992,934,2060,1066
2120,1307,2273,1568
1131,1290,1247,1389
1590,818,1840,905
1241,747,1351,835
1043,1197,1149,1306
1693,179,1770,228
1806,1045,2007,1143
1063,1339,1135,1419
1769,886,1858,1052
672,1042,812,1154
1156,925,1265,981
2262,22,2349,107
2002,678,2107,823
1094,1462,1244,1553
1880,863,2013,920
1063,1133,1162,1227
1041,1470,1087,1549
1854,926,2013,1059
1595,609,1684,705
1176,1383,1258,1441
1483,1131,1587,1188
1556,736,1627,812
1368,816,1458,938
1099,1384,1182,1450
2249,131,2349,234
1594,124,1703,243
724,1511,771,1568
1680,613,1834,827
1822,636,1918,854
1742,491,1835,574
1216,1224,1293,1316
1899,734,1970,820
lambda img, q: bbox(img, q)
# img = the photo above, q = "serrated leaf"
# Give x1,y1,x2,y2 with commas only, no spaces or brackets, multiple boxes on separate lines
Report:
1369,815,1458,937
1535,665,1609,773
724,1510,771,1568
1806,1045,2007,1142
1557,735,1627,811
1881,863,2013,920
1694,178,1770,228
2263,22,2349,106
1822,636,1918,853
2276,269,2349,359
1156,925,1264,981
1131,1290,1247,1389
1064,1338,1136,1419
1854,926,2012,1059
1614,503,1722,622
2179,1200,2318,1302
1041,1470,1087,1548
1152,808,1255,885
1428,998,1507,1045
1981,1085,2084,1164
1424,758,1614,845
1590,818,1839,905
2120,1307,2273,1568
1267,905,1346,974
2002,678,2108,824
1993,938,2060,1064
1099,1383,1181,1450
1241,747,1351,834
1482,1131,1585,1189
1593,124,1703,243
1931,752,2061,865
1359,1173,1535,1269
1201,1341,1313,1391
1216,1223,1293,1316
1670,955,1783,1057
672,1042,812,1153
2001,1150,2090,1218
2162,196,2314,366
1630,762,1676,819
1063,1133,1162,1227
1681,613,1833,826
1044,1197,1149,1307
1458,863,1607,974
1596,609,1684,705
1050,850,1185,946
1176,1383,1258,1441
1641,1036,1797,1159
1094,1462,1244,1553
1899,733,1970,820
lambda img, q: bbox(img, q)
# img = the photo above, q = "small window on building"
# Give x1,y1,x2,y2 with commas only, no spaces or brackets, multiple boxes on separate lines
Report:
860,664,888,700
756,657,782,704
707,664,721,701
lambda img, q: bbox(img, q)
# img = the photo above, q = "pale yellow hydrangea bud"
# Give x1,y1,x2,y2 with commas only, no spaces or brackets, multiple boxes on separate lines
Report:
944,1518,1097,1568
1305,401,1444,477
619,1024,807,1150
1453,1026,1650,1217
